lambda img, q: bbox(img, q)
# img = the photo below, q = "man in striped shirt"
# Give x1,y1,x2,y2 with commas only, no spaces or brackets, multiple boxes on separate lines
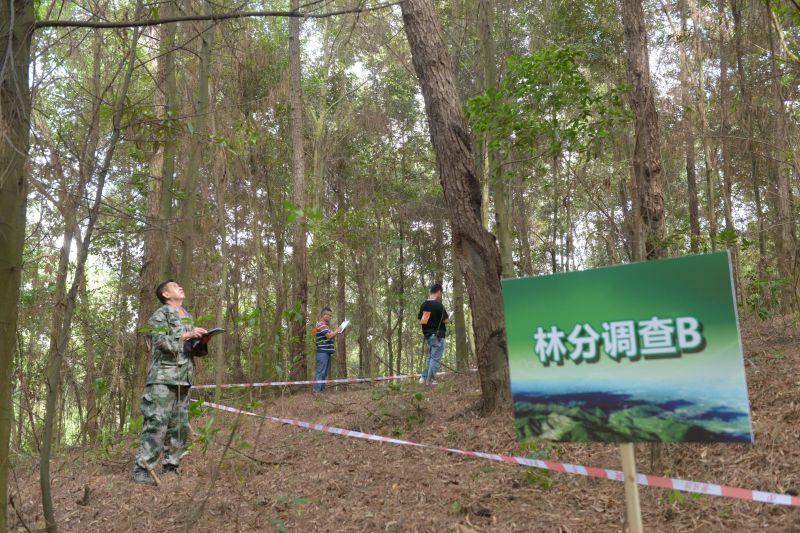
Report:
313,307,343,393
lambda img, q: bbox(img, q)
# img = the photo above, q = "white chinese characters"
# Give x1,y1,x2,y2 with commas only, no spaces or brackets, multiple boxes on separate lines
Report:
534,316,705,365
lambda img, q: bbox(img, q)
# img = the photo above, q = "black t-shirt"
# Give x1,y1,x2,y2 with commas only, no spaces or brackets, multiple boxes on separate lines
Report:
418,299,448,337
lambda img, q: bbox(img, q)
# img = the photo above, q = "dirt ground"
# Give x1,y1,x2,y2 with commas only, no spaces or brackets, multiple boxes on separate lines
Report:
6,318,800,532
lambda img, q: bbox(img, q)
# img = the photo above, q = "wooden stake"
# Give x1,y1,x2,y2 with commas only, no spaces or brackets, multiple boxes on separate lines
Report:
146,465,161,487
619,443,643,533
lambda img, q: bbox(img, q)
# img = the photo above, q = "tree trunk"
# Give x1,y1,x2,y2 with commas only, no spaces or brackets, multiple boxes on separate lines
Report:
179,0,212,288
396,222,405,375
133,1,177,409
288,0,309,380
335,176,347,378
401,0,510,413
0,4,33,529
689,0,719,251
678,0,701,252
717,0,742,304
79,284,99,443
621,0,667,260
766,5,799,311
478,0,514,276
157,0,178,277
731,0,769,307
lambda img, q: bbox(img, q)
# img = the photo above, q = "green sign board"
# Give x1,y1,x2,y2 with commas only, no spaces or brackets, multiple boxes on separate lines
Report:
503,252,753,443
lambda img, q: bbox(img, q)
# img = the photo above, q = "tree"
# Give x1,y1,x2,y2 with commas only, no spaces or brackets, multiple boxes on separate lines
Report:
0,3,34,530
621,0,667,260
401,0,510,413
288,0,310,380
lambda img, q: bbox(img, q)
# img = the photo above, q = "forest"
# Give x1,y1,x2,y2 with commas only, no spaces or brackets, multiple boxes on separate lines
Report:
0,0,798,530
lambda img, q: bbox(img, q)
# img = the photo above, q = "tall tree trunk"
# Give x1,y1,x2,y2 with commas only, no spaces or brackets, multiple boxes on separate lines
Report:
478,0,514,276
133,2,178,409
401,0,510,413
689,0,719,250
766,4,799,311
731,0,769,306
79,284,99,443
335,176,347,378
621,0,667,260
717,0,742,304
678,0,701,252
158,0,178,277
0,4,34,529
288,0,309,380
179,0,212,288
396,222,405,375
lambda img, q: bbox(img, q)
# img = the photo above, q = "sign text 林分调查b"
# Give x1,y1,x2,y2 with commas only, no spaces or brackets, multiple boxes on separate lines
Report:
533,316,705,365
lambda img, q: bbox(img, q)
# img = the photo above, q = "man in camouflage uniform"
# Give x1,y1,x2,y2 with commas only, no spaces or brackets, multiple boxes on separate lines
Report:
133,279,207,484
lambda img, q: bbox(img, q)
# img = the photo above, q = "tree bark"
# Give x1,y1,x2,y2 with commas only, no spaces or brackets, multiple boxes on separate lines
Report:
689,0,719,251
621,0,667,260
179,0,212,288
158,0,178,277
288,0,309,380
133,1,178,409
717,0,742,304
401,0,510,413
453,243,469,371
478,0,514,276
335,176,347,378
731,0,769,306
766,4,799,311
677,0,701,252
0,7,33,530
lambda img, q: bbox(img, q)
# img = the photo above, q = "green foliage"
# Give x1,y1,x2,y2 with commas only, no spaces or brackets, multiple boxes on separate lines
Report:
189,400,204,419
667,489,704,507
369,382,427,434
516,439,560,490
192,418,220,455
466,47,630,158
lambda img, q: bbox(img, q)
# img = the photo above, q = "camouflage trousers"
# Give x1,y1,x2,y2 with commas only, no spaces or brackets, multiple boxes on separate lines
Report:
134,383,191,471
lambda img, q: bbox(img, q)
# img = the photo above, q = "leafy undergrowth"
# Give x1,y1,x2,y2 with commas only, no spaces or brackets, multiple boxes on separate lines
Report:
7,317,800,532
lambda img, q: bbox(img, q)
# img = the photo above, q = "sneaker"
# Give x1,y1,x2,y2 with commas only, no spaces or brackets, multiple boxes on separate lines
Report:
162,464,180,476
418,377,426,384
429,380,438,386
133,466,155,484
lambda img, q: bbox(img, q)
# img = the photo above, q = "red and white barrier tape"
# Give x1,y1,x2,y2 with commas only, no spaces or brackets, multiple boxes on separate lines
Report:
203,401,800,508
193,369,475,390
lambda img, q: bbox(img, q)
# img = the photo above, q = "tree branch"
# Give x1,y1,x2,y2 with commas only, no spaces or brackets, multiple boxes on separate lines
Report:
33,1,405,30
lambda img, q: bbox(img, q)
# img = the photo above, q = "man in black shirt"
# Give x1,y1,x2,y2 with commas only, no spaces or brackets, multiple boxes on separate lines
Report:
417,283,449,385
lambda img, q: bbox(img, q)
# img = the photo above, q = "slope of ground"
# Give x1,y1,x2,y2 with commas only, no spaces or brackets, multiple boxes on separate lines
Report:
6,317,800,532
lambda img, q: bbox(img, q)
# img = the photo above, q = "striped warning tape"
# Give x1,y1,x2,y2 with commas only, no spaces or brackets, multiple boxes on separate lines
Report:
193,369,475,390
203,401,800,508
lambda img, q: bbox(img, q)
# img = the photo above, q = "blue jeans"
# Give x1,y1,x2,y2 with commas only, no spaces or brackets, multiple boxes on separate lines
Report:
421,335,445,382
314,351,332,392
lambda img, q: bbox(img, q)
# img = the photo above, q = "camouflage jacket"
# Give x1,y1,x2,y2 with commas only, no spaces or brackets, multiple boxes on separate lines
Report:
145,305,207,386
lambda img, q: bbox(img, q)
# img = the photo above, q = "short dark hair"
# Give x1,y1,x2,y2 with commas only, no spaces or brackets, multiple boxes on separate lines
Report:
430,283,443,294
321,306,332,315
156,279,177,304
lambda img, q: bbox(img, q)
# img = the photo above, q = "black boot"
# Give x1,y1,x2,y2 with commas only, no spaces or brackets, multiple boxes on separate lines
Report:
133,466,155,484
162,464,180,476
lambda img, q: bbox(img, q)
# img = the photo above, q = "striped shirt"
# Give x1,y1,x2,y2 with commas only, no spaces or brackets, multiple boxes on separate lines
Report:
315,320,335,353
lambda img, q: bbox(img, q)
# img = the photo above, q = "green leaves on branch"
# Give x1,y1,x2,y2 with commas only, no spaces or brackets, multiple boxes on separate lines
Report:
466,47,630,159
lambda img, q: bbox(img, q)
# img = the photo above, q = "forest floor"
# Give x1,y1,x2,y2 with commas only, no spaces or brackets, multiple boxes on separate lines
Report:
7,317,800,532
